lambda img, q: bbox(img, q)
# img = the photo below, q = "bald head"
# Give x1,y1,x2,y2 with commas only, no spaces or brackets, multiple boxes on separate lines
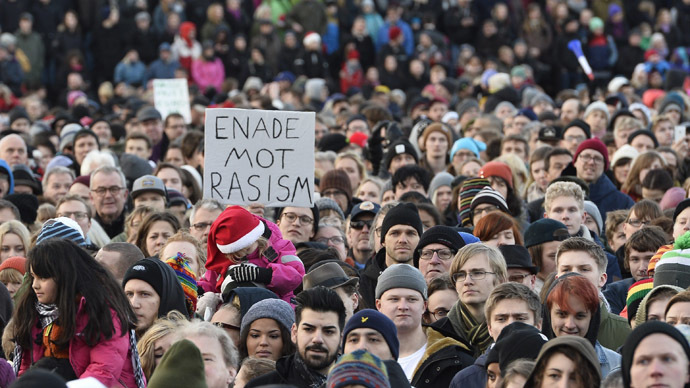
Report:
0,134,28,167
560,98,582,124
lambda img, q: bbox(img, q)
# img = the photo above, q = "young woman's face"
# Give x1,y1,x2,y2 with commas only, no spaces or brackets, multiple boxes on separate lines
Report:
484,228,515,248
531,160,548,190
31,269,58,305
153,332,176,367
1,232,25,262
356,181,381,204
146,221,175,257
2,280,21,297
246,318,284,361
550,295,592,338
613,161,631,184
539,352,580,388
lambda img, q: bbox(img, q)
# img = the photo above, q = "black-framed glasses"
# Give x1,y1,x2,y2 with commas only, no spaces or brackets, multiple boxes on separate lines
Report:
426,308,449,320
90,186,124,196
452,270,496,283
350,220,373,230
473,205,499,217
418,248,455,261
212,321,240,331
508,273,532,283
281,212,314,225
627,218,651,228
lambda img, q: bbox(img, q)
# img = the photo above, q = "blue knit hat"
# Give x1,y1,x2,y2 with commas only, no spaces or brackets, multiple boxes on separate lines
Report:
450,137,486,160
36,217,86,247
342,309,399,360
240,298,295,341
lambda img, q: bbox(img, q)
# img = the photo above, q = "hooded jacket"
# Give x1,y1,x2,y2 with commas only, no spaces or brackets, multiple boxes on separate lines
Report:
124,258,188,320
0,159,15,196
633,285,684,327
411,327,475,388
525,336,602,387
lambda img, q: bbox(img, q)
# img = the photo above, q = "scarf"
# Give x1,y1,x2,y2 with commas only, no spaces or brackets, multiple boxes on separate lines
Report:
294,354,327,388
36,303,59,329
448,302,492,357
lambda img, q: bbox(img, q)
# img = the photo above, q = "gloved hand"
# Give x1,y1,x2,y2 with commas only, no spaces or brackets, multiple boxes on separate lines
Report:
229,265,273,284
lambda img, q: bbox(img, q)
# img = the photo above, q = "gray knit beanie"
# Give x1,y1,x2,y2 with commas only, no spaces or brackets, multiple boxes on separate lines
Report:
428,172,454,202
315,197,346,220
240,298,295,340
375,264,427,300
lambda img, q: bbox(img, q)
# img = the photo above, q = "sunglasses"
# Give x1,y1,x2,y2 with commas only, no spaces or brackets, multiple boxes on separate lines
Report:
350,220,373,230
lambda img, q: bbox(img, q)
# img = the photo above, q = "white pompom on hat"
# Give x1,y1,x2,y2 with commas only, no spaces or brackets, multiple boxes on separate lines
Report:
303,31,321,47
213,205,265,254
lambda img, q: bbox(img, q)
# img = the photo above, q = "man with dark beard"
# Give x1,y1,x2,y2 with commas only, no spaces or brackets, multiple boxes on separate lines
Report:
245,287,346,388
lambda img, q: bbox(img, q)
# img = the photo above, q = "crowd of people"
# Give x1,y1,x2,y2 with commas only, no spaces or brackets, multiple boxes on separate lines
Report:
2,0,690,387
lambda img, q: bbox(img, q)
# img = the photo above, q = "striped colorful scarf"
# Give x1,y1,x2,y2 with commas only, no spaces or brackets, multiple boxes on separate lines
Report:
447,301,492,357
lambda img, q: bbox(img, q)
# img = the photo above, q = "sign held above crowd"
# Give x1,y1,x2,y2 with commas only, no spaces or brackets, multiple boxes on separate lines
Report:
153,79,192,123
203,108,316,207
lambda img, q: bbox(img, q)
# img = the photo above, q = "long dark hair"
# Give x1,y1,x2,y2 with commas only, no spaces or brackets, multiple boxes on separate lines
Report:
14,240,136,349
238,319,295,360
134,211,181,257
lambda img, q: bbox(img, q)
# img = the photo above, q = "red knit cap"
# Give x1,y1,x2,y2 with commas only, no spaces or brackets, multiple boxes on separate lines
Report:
573,137,609,169
389,26,402,41
0,256,26,275
479,161,514,189
206,206,265,285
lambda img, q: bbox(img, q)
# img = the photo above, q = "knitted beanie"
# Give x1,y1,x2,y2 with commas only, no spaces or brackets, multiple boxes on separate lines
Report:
164,253,198,318
320,169,353,202
583,200,603,235
611,144,639,167
486,322,548,375
0,256,26,275
564,119,591,139
327,350,390,388
479,161,513,188
419,123,453,152
627,129,659,148
584,101,610,122
384,140,419,171
673,199,690,222
375,264,427,300
450,137,486,160
635,285,684,327
379,203,423,244
622,321,690,388
342,309,399,360
573,137,610,170
648,243,673,276
654,233,690,288
147,339,207,388
626,278,654,324
36,217,86,247
459,178,491,227
315,197,345,220
428,172,453,202
470,187,509,215
5,194,38,225
240,298,295,341
318,133,349,153
660,187,687,211
524,219,569,248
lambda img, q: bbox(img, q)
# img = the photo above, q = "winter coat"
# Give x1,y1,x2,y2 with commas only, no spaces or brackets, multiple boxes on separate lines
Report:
412,327,475,388
18,298,138,388
191,57,225,91
14,31,44,87
450,348,489,388
114,60,147,86
244,353,322,388
294,50,328,79
359,249,387,309
588,173,634,222
201,217,304,304
603,277,635,315
376,21,414,56
145,59,181,84
171,25,202,72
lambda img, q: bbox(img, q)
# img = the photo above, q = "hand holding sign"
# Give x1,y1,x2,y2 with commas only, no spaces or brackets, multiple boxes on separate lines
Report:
204,108,316,207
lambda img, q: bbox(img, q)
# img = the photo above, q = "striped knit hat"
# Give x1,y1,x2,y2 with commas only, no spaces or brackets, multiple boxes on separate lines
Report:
327,350,390,388
459,177,490,226
164,253,198,318
36,217,86,247
470,187,509,216
648,243,673,276
654,232,690,288
626,278,654,324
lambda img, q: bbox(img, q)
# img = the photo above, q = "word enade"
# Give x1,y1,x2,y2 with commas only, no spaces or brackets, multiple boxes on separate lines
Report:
203,108,316,207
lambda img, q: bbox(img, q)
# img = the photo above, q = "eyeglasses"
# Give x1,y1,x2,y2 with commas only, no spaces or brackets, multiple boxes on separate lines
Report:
281,212,314,225
564,135,586,143
627,218,651,228
191,221,213,231
91,186,124,196
57,211,88,220
426,308,449,320
212,322,240,331
316,236,345,245
473,205,499,217
418,248,455,261
452,270,496,282
578,154,604,165
323,189,347,197
350,220,373,230
508,273,532,283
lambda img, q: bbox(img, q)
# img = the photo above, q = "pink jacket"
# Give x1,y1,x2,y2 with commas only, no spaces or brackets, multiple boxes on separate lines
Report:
19,298,137,387
200,217,304,304
191,58,225,92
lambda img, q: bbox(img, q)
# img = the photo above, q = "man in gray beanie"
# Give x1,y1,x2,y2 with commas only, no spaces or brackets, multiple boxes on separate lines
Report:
375,264,473,388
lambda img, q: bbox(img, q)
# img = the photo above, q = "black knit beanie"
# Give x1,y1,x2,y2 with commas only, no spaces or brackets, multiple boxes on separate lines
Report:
380,203,423,243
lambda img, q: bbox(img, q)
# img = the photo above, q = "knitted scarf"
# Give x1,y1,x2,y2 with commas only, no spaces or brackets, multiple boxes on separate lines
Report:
447,302,492,356
294,354,328,388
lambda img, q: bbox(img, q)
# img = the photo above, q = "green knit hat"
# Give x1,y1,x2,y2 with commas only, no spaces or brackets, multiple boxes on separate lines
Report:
148,339,207,388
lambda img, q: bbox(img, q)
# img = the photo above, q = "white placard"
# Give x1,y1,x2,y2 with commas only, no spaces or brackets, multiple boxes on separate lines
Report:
153,78,192,123
203,108,315,207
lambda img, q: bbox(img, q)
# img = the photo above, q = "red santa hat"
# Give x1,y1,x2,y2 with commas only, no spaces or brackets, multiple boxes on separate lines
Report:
303,31,321,47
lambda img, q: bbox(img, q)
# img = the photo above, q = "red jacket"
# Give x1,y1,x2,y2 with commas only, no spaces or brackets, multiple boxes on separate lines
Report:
19,298,138,387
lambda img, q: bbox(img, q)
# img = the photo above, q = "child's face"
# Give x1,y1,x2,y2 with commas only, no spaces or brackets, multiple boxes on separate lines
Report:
226,241,259,262
4,280,21,297
31,271,58,304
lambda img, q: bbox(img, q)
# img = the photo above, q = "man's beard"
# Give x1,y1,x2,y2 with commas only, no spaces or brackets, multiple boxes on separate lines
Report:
299,343,338,371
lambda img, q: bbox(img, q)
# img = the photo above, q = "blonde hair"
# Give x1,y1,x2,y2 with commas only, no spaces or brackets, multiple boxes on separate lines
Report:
544,182,584,212
137,311,189,379
613,116,644,138
0,268,22,285
335,151,367,181
497,153,529,198
0,220,31,255
449,244,508,284
124,206,156,243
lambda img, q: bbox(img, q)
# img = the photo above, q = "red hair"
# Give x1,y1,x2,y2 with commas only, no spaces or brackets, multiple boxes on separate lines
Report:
473,212,523,245
547,275,599,314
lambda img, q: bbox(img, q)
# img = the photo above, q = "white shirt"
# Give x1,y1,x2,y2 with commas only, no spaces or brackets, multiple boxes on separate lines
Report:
397,342,427,381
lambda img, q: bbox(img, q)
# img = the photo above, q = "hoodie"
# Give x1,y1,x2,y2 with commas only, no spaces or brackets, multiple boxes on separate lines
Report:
525,336,602,387
0,159,15,196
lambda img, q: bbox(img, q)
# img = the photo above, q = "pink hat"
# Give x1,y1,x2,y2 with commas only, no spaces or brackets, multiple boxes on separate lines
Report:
660,187,687,211
0,256,26,275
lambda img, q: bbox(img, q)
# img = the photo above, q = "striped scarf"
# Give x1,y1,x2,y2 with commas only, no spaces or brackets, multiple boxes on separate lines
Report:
447,302,492,357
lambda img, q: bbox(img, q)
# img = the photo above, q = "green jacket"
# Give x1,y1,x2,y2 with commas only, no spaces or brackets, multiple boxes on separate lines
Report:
598,302,631,350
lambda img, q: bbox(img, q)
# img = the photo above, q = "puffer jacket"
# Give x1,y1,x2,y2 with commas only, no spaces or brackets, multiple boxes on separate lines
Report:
19,297,138,387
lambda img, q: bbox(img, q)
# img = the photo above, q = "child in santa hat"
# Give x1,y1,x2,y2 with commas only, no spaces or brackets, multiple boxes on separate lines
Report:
200,205,304,305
